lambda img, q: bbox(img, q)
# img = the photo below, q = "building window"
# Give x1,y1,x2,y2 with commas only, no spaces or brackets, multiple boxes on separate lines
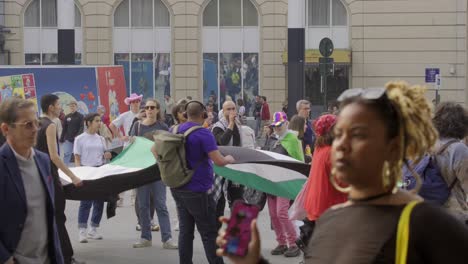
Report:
23,0,83,64
113,0,171,108
308,0,347,27
305,0,349,113
202,0,259,115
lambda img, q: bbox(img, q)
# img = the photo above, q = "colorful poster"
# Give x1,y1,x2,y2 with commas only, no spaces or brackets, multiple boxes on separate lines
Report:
97,66,128,122
0,67,99,115
0,73,39,110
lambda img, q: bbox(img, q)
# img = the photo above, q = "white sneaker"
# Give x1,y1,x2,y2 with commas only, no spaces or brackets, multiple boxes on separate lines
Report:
87,228,103,240
133,238,152,248
78,229,88,243
162,239,178,250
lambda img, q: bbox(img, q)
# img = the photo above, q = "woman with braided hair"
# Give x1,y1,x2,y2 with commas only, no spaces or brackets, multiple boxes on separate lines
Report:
216,81,468,264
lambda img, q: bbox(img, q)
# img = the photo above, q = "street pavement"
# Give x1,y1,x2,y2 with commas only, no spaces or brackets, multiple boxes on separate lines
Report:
65,191,303,264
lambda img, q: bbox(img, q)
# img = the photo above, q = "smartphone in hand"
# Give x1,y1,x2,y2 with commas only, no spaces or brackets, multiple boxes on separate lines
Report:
223,201,260,256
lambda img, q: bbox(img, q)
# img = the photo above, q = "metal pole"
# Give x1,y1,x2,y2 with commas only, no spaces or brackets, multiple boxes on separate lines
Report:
323,74,327,112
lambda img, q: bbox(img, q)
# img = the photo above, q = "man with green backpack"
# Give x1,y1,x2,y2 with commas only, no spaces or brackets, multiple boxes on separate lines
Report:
153,100,234,264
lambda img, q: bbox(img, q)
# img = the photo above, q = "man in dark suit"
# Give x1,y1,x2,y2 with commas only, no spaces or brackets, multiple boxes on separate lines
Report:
0,98,64,264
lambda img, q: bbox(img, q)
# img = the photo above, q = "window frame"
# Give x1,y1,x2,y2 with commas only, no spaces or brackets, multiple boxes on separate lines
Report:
112,0,172,98
23,0,83,65
307,0,348,28
202,0,260,111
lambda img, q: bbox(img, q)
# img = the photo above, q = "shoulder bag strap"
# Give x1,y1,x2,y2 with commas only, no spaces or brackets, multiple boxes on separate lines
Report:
434,139,460,189
395,200,421,264
182,125,206,170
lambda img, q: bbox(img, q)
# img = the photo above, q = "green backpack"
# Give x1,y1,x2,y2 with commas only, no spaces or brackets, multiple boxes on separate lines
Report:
152,125,203,188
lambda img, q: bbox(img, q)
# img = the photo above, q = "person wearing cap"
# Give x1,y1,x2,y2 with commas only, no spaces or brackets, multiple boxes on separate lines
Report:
109,93,142,144
261,111,303,258
59,100,84,166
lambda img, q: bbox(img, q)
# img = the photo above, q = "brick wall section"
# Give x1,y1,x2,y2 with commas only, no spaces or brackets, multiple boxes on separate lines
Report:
168,0,203,100
81,0,114,65
347,0,467,105
4,0,27,65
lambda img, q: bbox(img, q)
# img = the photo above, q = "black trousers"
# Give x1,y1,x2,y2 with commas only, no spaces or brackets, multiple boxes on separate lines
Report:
214,183,245,230
53,175,74,264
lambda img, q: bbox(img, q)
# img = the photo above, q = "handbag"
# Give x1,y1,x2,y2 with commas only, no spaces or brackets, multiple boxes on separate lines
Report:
395,200,421,264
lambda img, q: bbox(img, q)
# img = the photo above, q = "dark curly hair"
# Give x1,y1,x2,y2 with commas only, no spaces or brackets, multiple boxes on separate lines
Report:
433,102,468,140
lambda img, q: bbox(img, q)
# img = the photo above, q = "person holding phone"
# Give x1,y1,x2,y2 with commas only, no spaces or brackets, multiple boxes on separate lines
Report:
74,113,112,243
216,82,468,263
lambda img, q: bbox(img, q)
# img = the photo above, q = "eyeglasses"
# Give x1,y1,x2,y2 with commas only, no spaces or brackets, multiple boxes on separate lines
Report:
11,120,39,129
130,100,141,104
145,106,157,110
337,88,386,102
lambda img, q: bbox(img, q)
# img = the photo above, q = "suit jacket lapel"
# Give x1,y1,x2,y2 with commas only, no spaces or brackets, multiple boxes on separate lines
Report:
2,144,26,204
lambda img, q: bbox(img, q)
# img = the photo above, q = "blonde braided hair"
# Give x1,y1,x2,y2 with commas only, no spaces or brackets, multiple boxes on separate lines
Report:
384,81,439,190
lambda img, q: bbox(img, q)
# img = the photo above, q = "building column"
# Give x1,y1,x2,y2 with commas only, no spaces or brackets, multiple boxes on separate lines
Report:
287,0,305,118
57,0,75,64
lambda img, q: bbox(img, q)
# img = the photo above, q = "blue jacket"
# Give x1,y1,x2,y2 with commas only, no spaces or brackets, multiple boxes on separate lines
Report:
0,144,64,264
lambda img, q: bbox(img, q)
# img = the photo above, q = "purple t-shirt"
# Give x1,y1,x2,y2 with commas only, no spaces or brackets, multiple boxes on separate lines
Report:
176,122,218,192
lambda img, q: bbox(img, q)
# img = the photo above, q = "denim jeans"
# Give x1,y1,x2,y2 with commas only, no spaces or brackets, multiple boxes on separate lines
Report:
78,200,104,229
62,140,74,166
171,189,223,264
255,118,262,137
137,180,172,242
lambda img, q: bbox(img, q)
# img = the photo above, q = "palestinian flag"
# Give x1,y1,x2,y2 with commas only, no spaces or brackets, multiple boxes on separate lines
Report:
61,137,310,201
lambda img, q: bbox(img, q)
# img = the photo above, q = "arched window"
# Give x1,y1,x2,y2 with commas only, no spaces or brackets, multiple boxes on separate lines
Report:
202,0,259,115
305,0,349,109
113,0,171,104
23,0,82,65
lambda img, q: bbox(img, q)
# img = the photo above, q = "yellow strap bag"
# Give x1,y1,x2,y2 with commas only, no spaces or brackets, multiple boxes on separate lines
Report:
395,200,421,264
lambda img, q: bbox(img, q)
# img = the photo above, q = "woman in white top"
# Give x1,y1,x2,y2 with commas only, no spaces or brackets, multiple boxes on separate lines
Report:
74,113,112,243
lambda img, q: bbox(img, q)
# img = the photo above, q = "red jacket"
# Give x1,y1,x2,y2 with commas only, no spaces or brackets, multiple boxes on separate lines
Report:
261,102,270,121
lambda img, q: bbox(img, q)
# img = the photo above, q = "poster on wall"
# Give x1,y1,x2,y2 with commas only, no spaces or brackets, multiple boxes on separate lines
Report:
0,73,39,110
0,67,99,115
97,66,128,122
131,61,154,99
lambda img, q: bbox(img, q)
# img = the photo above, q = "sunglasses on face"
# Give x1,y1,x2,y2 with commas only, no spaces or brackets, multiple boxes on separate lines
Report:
337,87,386,102
130,100,141,104
145,106,157,110
12,119,39,129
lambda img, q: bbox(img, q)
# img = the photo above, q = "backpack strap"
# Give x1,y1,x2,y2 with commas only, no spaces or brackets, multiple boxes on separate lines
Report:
183,125,203,138
434,139,460,190
395,200,421,264
436,139,459,155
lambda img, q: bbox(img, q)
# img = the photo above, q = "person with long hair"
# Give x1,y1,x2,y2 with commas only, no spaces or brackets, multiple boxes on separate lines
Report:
130,99,178,250
216,81,468,263
74,113,112,243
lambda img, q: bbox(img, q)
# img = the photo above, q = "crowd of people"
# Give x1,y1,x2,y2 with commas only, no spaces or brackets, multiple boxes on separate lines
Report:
0,79,467,264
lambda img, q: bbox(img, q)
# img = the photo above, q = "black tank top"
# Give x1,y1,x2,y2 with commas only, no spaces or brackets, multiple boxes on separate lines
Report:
36,117,60,180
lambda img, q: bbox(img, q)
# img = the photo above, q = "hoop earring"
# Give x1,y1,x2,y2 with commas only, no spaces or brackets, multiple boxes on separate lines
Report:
330,167,352,193
382,161,392,190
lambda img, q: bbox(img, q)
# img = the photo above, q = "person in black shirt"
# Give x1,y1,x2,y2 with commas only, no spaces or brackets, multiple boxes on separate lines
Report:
37,94,85,264
60,100,83,166
211,101,244,228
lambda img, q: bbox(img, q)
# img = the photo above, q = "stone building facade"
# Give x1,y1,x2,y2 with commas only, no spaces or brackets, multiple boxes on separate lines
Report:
2,0,467,114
